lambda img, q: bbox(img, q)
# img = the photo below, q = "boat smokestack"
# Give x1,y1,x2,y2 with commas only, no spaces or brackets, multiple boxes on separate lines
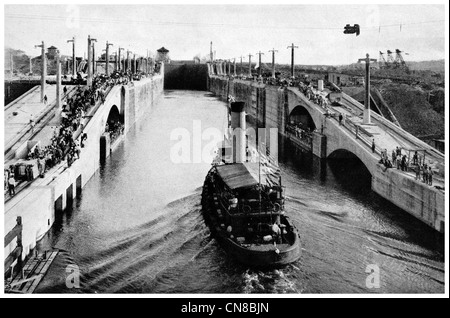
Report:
231,101,246,163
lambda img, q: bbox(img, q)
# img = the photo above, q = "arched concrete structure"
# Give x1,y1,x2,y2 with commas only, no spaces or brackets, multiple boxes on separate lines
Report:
328,148,372,176
289,105,318,131
285,89,324,131
106,104,123,127
208,75,445,233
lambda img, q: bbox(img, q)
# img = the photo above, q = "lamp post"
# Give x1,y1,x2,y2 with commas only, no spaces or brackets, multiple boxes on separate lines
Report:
34,41,46,102
268,48,278,79
56,49,62,121
105,41,113,76
118,47,124,71
248,53,253,77
127,50,132,72
92,39,97,74
287,43,298,78
87,35,97,86
256,51,264,77
67,36,76,76
357,53,377,124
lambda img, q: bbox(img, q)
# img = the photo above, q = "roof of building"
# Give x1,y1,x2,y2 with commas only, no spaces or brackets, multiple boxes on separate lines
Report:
157,47,169,53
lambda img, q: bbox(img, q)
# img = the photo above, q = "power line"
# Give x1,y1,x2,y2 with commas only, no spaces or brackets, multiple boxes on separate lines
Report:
5,13,444,31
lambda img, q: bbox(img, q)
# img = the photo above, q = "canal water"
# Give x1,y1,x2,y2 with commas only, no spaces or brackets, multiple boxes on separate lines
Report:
36,90,444,294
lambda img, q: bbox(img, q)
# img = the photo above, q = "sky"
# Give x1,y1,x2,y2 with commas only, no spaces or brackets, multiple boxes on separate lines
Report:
2,1,447,66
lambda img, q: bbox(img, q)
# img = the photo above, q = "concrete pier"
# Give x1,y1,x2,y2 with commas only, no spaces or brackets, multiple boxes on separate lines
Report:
4,72,164,268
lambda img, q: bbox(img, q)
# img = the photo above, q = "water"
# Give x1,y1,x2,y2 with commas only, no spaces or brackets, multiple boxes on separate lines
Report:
36,90,444,294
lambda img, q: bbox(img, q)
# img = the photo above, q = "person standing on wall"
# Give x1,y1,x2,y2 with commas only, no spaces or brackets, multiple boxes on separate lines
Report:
8,175,16,196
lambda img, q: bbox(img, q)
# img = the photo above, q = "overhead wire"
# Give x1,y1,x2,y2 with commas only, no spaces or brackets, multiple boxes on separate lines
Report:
4,13,445,31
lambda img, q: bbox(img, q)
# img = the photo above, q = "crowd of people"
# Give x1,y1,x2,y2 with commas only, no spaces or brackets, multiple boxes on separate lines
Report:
286,122,313,144
377,146,435,186
5,69,142,196
105,120,125,143
415,163,434,186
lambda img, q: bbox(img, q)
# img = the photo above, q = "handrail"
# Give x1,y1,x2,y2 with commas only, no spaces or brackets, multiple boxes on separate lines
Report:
341,93,444,161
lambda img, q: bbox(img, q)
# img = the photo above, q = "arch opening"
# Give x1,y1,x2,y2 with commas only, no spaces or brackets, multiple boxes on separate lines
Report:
327,149,372,188
105,105,124,144
289,105,317,132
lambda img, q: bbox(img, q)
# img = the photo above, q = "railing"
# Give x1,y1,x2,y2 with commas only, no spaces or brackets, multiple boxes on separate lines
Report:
341,93,444,161
285,124,313,147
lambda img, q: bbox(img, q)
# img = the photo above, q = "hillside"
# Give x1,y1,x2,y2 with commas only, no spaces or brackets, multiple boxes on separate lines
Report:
407,60,445,74
379,83,445,139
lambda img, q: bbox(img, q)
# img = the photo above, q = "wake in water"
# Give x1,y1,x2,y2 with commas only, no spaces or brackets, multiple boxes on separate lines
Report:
242,268,301,294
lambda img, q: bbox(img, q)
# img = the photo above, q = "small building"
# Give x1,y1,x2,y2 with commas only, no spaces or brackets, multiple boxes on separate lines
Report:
328,72,364,86
46,46,58,60
328,72,352,86
156,47,170,63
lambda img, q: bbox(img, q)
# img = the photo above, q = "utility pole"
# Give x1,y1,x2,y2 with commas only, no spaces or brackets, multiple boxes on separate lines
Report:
358,53,377,124
240,55,243,75
87,35,97,86
233,58,237,76
133,53,137,73
87,36,91,85
29,56,32,75
287,43,298,78
248,53,253,77
118,47,124,71
92,40,97,74
256,51,264,77
268,48,278,78
56,49,62,121
210,41,213,62
10,51,13,75
127,50,131,72
113,52,118,72
105,41,113,76
34,41,46,102
67,36,76,76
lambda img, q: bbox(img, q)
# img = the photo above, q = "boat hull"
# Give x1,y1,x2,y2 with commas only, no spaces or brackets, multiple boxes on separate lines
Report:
201,170,302,268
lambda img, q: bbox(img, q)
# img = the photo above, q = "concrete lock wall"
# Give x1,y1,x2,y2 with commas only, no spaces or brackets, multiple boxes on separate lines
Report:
372,165,445,232
4,75,164,263
208,77,286,133
207,75,444,233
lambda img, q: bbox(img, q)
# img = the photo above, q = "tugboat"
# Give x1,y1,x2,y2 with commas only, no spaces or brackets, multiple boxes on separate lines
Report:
201,100,301,267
